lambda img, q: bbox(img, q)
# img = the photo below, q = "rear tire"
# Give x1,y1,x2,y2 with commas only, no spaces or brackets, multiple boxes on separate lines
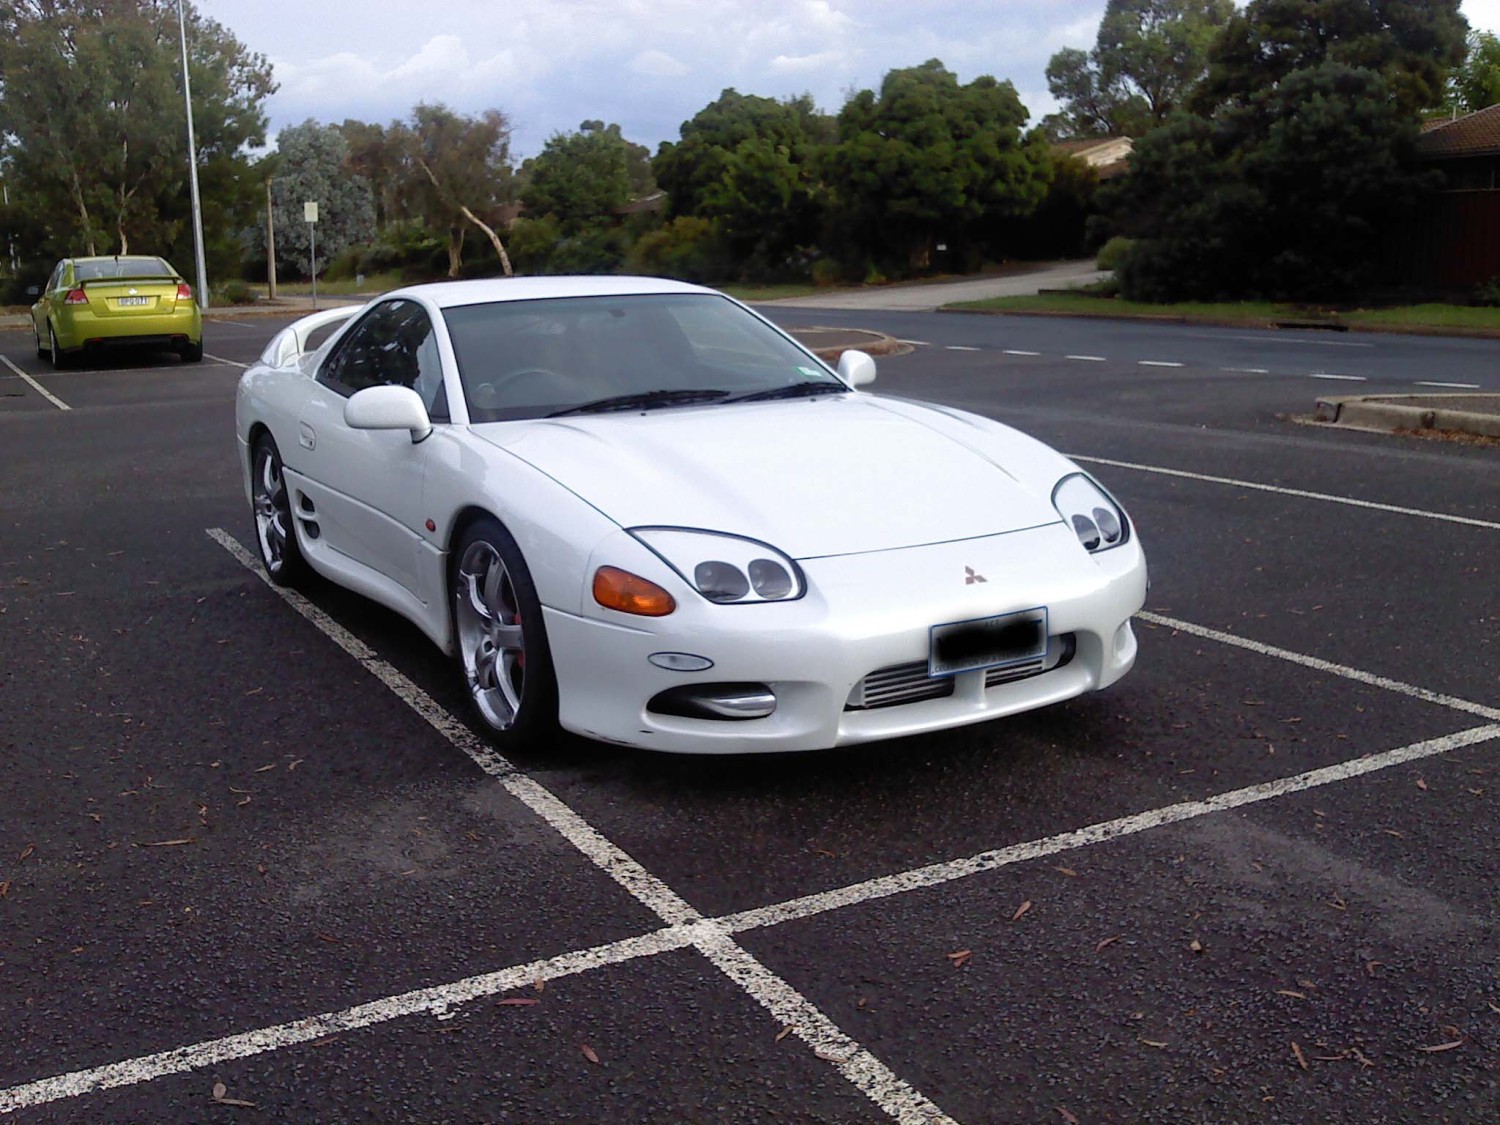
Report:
251,434,307,586
34,324,45,359
180,337,204,363
47,324,70,369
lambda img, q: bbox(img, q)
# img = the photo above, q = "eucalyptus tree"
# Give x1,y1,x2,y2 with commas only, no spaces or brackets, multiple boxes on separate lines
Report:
256,120,375,277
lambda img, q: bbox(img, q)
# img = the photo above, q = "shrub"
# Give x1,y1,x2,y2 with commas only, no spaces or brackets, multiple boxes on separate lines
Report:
217,279,258,305
1096,236,1135,272
623,217,729,283
1472,277,1500,307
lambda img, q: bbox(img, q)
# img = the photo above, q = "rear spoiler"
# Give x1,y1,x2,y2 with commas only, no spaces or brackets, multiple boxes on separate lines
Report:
77,274,182,286
258,305,364,367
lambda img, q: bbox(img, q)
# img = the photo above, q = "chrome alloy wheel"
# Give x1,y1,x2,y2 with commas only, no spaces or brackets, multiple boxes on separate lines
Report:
455,539,527,730
252,444,292,574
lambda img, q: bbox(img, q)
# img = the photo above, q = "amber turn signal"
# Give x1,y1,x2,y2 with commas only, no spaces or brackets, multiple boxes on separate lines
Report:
593,566,676,617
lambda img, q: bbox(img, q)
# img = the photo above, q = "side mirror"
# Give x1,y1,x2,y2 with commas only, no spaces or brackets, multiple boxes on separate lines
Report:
345,385,432,443
837,349,877,387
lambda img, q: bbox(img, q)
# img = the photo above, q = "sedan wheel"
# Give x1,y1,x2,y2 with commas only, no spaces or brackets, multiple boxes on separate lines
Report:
34,324,46,359
453,518,557,743
48,324,68,369
251,435,306,585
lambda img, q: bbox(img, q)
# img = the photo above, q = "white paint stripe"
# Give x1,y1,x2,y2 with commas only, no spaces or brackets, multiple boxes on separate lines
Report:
1308,372,1366,381
0,355,70,411
1070,455,1500,532
1221,367,1269,374
201,529,956,1125
1065,354,1106,362
1137,611,1500,721
896,339,929,346
1137,360,1183,368
944,345,981,352
1002,349,1040,356
0,927,700,1115
204,352,248,369
718,724,1500,936
1414,380,1481,389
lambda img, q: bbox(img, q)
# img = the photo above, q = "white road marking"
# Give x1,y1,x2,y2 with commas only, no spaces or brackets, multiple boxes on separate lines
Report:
1071,455,1500,532
1413,380,1481,389
204,352,249,369
1188,333,1374,348
0,355,70,411
199,529,956,1125
1002,349,1040,356
1065,354,1106,362
720,724,1500,935
1308,372,1367,381
1139,612,1500,722
897,339,930,346
1221,366,1269,374
1137,360,1183,368
9,554,1499,1116
944,345,981,352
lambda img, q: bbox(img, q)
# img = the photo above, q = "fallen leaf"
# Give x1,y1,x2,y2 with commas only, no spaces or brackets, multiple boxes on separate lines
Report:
237,796,251,808
1139,1039,1168,1049
1291,1042,1308,1071
1189,939,1204,954
254,763,277,773
287,759,304,772
213,1082,226,1100
1489,1001,1500,1015
1054,866,1078,878
814,1048,848,1062
1096,935,1121,953
315,933,341,944
946,949,972,968
139,838,195,847
0,881,9,899
497,998,538,1007
1351,1047,1375,1068
244,687,263,696
1274,990,1306,1000
19,844,35,862
1417,1040,1464,1053
776,1025,794,1042
1058,1109,1080,1124
1012,900,1033,922
1416,778,1429,791
211,1080,256,1108
533,977,545,993
1383,829,1405,838
580,1043,601,1065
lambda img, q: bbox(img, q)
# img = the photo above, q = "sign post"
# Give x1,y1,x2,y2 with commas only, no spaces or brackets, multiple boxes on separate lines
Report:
304,201,319,310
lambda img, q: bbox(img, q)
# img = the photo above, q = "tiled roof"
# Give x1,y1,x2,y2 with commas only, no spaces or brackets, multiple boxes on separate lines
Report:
1414,104,1500,158
1053,136,1125,157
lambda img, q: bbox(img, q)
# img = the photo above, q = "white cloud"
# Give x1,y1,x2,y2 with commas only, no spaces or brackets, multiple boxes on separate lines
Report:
631,49,691,78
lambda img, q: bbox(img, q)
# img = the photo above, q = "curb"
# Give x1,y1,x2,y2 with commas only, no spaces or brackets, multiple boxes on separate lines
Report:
790,326,910,362
1314,394,1500,439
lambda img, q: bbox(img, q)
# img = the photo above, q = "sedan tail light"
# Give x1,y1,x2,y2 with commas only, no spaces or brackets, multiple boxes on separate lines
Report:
64,288,88,304
177,283,193,301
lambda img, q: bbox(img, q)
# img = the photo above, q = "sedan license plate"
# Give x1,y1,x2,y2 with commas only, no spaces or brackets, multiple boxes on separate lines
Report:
929,607,1048,678
116,296,151,306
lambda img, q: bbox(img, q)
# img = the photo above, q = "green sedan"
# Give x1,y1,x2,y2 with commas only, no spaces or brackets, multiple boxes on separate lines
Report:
31,255,204,367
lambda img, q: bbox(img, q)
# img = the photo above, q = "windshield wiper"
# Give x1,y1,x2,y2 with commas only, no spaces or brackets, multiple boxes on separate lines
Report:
545,388,730,417
723,381,850,404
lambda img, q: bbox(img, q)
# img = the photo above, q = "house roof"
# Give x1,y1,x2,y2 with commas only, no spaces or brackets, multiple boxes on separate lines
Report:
1051,136,1133,179
1413,104,1500,159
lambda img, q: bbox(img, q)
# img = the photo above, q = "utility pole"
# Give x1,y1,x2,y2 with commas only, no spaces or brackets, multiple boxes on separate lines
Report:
176,0,209,309
265,179,277,300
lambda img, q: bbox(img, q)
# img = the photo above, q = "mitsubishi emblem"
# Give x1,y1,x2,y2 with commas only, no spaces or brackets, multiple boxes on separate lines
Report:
964,566,986,585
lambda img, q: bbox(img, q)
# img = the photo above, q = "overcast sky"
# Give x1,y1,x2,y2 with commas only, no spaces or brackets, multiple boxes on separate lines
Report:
195,0,1500,159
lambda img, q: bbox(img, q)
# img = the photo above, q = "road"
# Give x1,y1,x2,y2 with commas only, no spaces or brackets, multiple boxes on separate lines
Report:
1,308,1496,1123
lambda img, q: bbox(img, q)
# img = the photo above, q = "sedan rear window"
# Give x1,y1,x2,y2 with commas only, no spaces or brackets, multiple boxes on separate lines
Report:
75,258,175,281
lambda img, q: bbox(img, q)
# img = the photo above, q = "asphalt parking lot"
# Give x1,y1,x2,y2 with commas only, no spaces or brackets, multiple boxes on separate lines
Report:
2,309,1496,1123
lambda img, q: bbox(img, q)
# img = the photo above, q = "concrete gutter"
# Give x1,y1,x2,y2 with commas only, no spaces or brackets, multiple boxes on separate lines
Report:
1313,393,1500,439
788,326,909,361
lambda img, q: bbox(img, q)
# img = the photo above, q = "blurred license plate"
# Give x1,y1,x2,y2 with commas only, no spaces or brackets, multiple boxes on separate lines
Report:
929,607,1048,677
116,296,150,306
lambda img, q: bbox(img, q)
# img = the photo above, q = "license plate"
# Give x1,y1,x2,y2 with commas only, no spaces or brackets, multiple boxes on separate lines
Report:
116,296,150,306
929,607,1048,677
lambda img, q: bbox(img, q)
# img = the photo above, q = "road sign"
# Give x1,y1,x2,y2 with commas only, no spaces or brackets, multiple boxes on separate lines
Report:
304,201,319,223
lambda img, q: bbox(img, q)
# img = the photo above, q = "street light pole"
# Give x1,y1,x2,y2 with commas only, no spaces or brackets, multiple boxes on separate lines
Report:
176,0,209,310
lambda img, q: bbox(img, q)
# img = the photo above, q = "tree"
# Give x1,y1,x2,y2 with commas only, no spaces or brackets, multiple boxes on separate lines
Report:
391,103,515,277
252,120,374,278
821,60,1051,273
520,120,651,235
1443,30,1500,116
337,119,405,230
1044,0,1235,139
0,0,274,277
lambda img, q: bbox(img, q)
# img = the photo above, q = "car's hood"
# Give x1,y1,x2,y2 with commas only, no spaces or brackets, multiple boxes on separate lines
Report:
473,395,1067,558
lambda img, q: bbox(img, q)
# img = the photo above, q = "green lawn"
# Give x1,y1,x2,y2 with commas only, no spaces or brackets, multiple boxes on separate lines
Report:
951,292,1500,335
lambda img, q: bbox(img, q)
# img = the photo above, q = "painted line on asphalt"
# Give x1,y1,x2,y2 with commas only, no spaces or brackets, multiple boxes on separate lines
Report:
204,352,249,369
1413,380,1481,389
1138,612,1500,722
1071,455,1500,532
719,724,1500,935
196,529,957,1125
0,355,70,411
1065,354,1106,362
1308,372,1367,381
897,339,930,346
1221,366,1270,374
1137,360,1183,368
944,345,981,352
1002,349,1040,356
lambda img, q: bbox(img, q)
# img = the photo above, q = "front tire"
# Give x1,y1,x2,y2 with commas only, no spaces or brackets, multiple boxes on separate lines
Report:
452,517,559,747
251,435,307,586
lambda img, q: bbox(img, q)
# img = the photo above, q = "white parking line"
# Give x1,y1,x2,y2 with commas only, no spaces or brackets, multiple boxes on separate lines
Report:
897,339,930,346
1414,380,1481,389
1065,355,1106,362
198,529,956,1125
944,345,981,352
1221,367,1269,374
204,352,249,369
0,355,70,411
1002,349,1040,356
1308,372,1367,381
1071,455,1500,532
1137,360,1183,368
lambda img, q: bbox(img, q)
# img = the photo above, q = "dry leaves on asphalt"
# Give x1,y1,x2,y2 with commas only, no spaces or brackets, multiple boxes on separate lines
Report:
211,1080,256,1108
1417,1039,1465,1053
138,838,195,848
1095,935,1121,953
580,1043,601,1066
946,949,972,969
776,1025,794,1042
1057,1108,1080,1124
1291,1042,1309,1071
1012,900,1033,922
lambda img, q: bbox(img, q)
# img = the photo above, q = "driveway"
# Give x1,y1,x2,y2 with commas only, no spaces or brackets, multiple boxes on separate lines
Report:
762,259,1107,311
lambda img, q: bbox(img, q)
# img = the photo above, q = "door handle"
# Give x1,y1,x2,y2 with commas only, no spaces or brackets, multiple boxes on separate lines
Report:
299,422,316,451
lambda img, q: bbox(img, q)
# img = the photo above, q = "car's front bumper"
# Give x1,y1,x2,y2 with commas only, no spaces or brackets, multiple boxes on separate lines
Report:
545,522,1147,754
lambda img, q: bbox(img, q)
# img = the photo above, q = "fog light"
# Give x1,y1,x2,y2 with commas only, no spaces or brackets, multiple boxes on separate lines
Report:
648,683,776,720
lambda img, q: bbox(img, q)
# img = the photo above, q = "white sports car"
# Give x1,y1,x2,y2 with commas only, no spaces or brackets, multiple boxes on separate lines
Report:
235,277,1147,754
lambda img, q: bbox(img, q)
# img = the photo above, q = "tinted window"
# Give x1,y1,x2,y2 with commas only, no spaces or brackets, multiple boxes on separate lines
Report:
320,299,449,421
74,258,175,281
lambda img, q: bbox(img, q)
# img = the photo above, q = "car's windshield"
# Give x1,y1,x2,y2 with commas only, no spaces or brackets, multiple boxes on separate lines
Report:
74,257,175,281
442,293,844,422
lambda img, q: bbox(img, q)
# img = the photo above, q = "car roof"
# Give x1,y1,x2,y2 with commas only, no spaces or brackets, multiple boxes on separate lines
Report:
387,275,718,310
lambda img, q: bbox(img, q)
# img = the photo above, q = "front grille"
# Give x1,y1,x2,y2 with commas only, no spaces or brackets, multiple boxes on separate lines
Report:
845,633,1076,711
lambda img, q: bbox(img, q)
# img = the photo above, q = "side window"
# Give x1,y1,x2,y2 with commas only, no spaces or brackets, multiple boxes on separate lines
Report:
48,263,65,293
319,299,448,421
